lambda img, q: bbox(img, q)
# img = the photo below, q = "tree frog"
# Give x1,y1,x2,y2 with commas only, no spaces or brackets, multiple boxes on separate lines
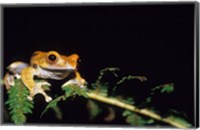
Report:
4,51,86,102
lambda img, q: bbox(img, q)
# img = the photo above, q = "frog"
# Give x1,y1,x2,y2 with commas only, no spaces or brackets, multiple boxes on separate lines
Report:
4,51,86,102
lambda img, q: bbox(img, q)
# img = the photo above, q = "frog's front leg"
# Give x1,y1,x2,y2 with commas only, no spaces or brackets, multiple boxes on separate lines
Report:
3,61,28,90
3,72,21,90
32,81,52,102
21,67,52,102
62,71,86,88
3,73,15,90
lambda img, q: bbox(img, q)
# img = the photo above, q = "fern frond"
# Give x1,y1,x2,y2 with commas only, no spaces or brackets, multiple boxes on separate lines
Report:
6,79,34,125
96,67,119,83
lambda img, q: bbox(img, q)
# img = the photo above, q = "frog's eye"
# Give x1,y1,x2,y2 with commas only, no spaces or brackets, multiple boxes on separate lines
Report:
48,54,56,61
47,54,58,64
47,51,60,64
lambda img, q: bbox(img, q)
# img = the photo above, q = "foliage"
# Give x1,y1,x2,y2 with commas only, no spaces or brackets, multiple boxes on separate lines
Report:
96,67,119,83
166,115,191,128
5,79,34,125
119,97,135,105
92,67,119,95
116,75,147,85
113,75,147,92
87,100,102,120
41,84,88,117
40,95,66,118
62,84,88,98
160,84,174,93
143,83,175,106
91,82,109,96
104,107,115,122
4,67,191,128
122,110,155,126
52,106,63,120
151,83,175,94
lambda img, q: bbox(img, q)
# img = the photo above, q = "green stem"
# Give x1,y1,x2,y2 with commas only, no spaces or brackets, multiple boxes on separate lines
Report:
86,92,188,128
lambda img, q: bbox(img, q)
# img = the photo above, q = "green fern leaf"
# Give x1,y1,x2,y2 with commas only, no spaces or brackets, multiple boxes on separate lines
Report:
87,100,102,120
6,79,34,125
161,84,174,93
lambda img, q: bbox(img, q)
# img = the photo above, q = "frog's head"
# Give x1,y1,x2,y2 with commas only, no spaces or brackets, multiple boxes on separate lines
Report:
30,51,79,72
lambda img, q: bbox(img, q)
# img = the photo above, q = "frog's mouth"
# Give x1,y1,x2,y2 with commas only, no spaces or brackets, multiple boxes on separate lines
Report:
39,66,75,80
41,66,75,73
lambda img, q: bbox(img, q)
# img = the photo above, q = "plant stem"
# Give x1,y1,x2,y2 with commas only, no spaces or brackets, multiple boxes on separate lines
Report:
86,92,187,128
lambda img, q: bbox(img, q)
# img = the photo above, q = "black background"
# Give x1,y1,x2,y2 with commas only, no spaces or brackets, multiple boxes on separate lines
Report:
3,3,195,127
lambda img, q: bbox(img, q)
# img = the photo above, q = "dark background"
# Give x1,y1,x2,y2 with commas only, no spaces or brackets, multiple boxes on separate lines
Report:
3,3,196,127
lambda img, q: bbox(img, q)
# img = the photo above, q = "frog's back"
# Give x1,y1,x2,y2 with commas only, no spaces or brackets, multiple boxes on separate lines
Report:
7,61,28,74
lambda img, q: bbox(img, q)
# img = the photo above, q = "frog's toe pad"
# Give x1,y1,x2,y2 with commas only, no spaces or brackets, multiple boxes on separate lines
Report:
37,81,51,86
42,82,51,86
45,96,52,102
14,74,21,79
62,80,77,88
27,95,33,101
62,79,87,88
